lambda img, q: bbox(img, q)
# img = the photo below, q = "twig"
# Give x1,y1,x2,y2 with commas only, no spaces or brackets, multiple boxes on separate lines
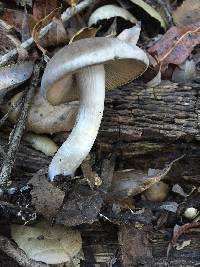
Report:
0,235,48,267
0,0,95,66
0,145,7,161
0,64,40,185
0,92,24,127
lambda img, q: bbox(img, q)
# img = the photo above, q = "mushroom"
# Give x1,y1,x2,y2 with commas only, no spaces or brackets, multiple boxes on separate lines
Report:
41,37,149,181
2,89,78,134
88,4,137,27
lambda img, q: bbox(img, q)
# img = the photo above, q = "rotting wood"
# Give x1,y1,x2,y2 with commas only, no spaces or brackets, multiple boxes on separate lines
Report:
0,81,200,266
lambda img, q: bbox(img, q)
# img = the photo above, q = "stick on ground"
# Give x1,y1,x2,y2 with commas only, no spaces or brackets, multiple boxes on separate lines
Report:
0,0,95,67
0,64,41,185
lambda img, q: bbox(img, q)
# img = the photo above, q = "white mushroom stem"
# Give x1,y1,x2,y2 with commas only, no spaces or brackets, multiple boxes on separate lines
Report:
48,65,105,181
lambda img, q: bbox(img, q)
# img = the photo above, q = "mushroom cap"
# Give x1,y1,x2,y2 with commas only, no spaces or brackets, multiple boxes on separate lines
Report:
41,37,149,104
88,4,137,27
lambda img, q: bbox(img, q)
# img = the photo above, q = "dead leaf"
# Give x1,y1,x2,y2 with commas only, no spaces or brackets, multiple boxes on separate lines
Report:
0,61,33,102
129,0,166,30
40,17,68,48
117,23,141,45
33,0,58,21
173,0,200,26
66,0,77,7
11,219,82,264
1,8,36,33
148,22,200,71
32,7,61,54
2,89,78,134
172,184,188,198
29,168,65,219
168,222,200,256
159,202,178,213
146,69,161,87
56,184,103,226
172,60,196,83
69,27,98,43
175,240,191,250
108,155,184,200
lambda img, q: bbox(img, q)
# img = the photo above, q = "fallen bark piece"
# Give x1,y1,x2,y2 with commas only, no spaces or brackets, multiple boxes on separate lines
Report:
29,168,65,220
56,184,103,226
118,224,153,266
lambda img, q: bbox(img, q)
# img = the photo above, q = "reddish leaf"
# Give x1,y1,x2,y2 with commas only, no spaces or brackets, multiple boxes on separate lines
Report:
148,22,200,71
1,8,36,33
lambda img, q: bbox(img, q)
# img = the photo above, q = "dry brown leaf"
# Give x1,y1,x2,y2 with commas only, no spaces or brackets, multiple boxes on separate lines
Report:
2,89,78,134
66,0,77,7
148,22,200,71
33,0,58,21
29,169,65,219
69,27,98,43
173,0,200,26
0,61,33,102
108,155,184,200
40,17,68,48
1,8,36,33
32,7,61,54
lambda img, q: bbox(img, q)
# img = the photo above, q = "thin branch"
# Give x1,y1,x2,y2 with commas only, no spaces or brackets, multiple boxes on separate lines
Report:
0,0,95,67
0,145,7,161
0,235,48,267
0,64,41,185
0,92,23,127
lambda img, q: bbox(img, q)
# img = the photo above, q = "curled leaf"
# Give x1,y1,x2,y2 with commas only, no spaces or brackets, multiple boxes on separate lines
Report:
70,27,98,43
0,61,33,102
109,155,184,200
32,7,61,54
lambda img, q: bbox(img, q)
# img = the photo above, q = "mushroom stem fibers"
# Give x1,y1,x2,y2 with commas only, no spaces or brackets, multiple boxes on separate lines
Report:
48,65,105,181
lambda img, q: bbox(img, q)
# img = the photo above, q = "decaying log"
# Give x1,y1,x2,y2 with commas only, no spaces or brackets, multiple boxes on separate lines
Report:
0,81,200,266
